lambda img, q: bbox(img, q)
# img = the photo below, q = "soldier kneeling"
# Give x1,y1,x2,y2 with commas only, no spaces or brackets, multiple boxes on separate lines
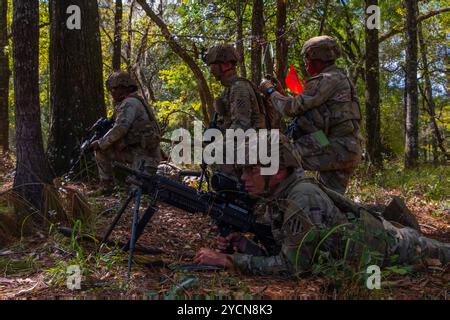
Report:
194,135,449,276
91,71,161,195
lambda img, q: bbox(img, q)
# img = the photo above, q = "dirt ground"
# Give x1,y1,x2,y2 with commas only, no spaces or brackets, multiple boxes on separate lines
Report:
0,154,448,300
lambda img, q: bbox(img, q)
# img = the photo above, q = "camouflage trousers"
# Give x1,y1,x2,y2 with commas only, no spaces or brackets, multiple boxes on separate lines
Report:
295,134,362,194
95,144,160,182
359,211,449,266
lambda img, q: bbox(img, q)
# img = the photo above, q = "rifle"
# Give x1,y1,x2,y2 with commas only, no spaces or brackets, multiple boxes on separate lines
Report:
177,112,218,191
66,117,115,180
102,162,277,274
198,112,219,191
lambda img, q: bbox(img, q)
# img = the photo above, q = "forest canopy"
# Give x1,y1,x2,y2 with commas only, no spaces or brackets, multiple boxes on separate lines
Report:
0,0,447,164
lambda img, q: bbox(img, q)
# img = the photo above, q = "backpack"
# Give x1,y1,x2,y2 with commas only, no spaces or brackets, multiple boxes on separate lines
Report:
233,77,279,130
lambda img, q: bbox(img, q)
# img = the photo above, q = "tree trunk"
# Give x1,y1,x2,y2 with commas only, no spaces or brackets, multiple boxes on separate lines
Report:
417,16,445,162
137,0,214,123
47,0,106,176
112,0,123,71
12,0,52,209
404,0,419,168
0,0,9,154
134,26,151,100
276,0,288,85
318,0,330,36
235,0,246,78
251,0,264,85
126,0,135,72
364,0,382,167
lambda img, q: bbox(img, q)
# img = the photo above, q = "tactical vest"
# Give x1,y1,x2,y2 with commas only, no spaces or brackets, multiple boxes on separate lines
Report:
272,175,387,259
123,93,161,151
325,75,362,138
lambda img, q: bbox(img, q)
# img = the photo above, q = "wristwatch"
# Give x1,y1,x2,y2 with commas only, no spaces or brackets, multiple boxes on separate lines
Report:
266,87,276,95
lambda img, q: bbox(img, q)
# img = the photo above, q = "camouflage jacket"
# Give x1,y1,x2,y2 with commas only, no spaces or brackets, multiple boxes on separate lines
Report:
215,74,266,131
270,65,362,140
98,93,161,159
232,173,450,276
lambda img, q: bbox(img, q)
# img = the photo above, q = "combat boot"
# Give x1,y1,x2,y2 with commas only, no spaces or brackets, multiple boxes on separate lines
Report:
382,196,420,231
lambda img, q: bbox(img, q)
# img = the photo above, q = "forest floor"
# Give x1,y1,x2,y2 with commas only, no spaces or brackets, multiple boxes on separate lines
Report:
0,153,448,300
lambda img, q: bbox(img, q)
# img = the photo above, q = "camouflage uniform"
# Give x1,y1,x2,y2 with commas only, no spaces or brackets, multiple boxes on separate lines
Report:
267,36,362,194
233,172,450,276
96,73,161,182
205,44,266,177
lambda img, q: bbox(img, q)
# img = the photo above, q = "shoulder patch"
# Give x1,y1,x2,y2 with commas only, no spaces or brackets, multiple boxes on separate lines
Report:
285,215,305,236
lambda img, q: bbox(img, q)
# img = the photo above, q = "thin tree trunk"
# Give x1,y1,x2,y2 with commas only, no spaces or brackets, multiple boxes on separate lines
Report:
137,0,214,122
417,17,445,161
112,0,123,71
235,0,247,78
403,69,407,136
126,0,135,72
134,26,150,100
404,0,419,168
276,0,288,85
251,0,264,85
47,0,106,176
0,0,9,154
318,0,330,36
12,0,52,209
365,0,382,167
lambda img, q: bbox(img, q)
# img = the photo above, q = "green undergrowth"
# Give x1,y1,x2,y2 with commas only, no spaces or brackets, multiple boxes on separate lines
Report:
350,162,449,202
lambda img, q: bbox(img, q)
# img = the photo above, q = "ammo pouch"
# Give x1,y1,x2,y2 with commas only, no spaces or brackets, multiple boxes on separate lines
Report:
327,101,361,128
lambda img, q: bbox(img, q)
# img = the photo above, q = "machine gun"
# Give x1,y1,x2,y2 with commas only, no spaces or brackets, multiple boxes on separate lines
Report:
66,117,115,180
102,162,276,275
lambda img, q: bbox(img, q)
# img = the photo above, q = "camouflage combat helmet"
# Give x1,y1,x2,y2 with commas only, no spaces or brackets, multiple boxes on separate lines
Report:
204,44,239,65
106,71,138,90
301,36,342,62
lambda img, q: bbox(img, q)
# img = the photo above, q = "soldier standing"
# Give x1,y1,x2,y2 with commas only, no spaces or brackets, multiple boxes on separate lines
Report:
260,36,363,194
194,136,449,276
204,44,266,131
91,71,161,194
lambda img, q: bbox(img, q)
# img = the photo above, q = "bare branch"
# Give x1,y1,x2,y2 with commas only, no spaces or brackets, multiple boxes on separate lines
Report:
136,0,214,123
380,7,450,43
